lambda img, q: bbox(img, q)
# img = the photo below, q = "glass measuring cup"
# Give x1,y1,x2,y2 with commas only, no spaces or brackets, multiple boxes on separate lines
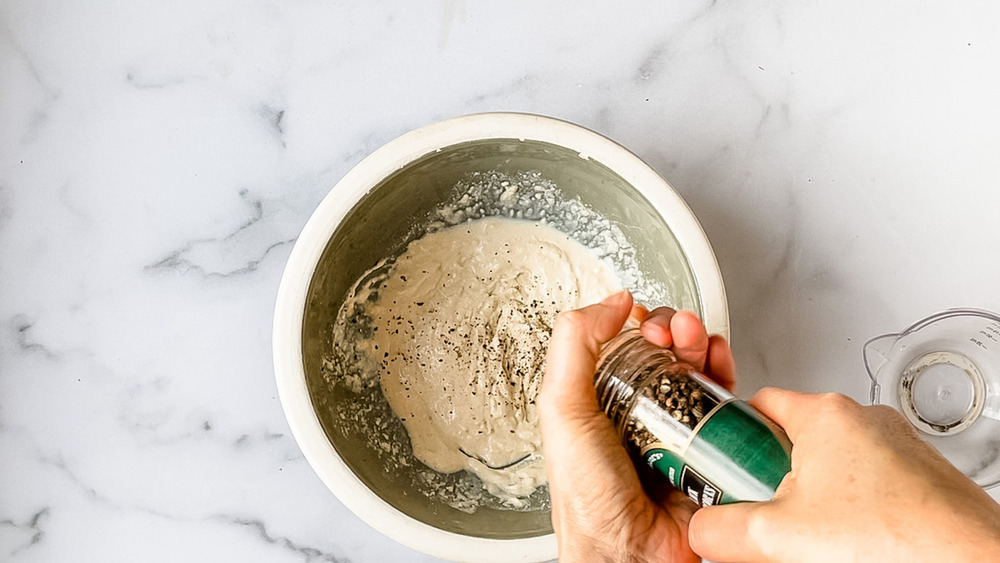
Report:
863,309,1000,489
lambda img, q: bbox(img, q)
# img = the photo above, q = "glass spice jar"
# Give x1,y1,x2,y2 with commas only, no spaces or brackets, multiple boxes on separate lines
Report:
595,327,792,506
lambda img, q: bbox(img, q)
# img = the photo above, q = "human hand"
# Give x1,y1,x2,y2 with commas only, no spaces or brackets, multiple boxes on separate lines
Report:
688,388,1000,562
539,290,735,562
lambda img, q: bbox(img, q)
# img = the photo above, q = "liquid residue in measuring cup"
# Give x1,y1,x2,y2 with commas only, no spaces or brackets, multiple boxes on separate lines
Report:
865,309,1000,489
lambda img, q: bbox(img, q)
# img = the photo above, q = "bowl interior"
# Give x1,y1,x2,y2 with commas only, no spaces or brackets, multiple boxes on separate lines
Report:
302,138,702,538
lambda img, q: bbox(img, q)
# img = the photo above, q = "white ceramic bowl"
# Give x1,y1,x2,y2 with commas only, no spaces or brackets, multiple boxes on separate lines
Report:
273,113,728,562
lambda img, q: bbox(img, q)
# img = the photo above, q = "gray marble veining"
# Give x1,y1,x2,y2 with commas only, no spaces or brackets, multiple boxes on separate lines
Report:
2,1,999,561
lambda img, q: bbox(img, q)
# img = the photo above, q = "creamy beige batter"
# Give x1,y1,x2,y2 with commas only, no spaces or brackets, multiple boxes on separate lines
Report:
365,217,620,505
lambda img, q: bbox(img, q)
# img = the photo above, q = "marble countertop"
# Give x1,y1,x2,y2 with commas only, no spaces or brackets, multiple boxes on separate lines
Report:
3,1,999,561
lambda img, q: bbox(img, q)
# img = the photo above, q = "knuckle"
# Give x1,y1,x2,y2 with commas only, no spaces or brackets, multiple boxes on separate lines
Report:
745,508,770,540
813,393,866,429
869,403,901,419
817,392,859,413
536,379,561,412
745,507,777,555
751,386,782,405
536,387,559,416
755,386,780,399
553,309,586,334
868,404,916,431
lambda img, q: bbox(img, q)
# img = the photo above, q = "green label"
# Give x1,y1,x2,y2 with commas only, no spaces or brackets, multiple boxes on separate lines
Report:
689,401,792,502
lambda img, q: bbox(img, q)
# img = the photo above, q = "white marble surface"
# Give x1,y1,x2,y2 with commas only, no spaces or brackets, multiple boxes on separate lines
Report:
2,1,999,561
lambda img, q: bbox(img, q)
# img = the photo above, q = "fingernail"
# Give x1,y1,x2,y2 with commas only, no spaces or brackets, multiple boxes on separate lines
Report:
645,315,670,330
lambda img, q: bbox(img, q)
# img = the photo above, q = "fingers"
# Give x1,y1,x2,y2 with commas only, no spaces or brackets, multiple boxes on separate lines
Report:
747,387,805,442
640,306,676,347
541,290,647,535
640,307,735,390
669,311,710,371
706,335,737,392
541,290,633,415
628,304,650,326
688,502,766,562
749,387,860,444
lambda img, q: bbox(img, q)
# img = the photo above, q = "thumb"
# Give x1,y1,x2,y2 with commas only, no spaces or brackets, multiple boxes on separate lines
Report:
540,290,633,415
539,290,641,539
688,501,767,562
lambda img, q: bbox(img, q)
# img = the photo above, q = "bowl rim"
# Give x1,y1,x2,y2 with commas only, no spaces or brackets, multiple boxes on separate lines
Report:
272,112,729,562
